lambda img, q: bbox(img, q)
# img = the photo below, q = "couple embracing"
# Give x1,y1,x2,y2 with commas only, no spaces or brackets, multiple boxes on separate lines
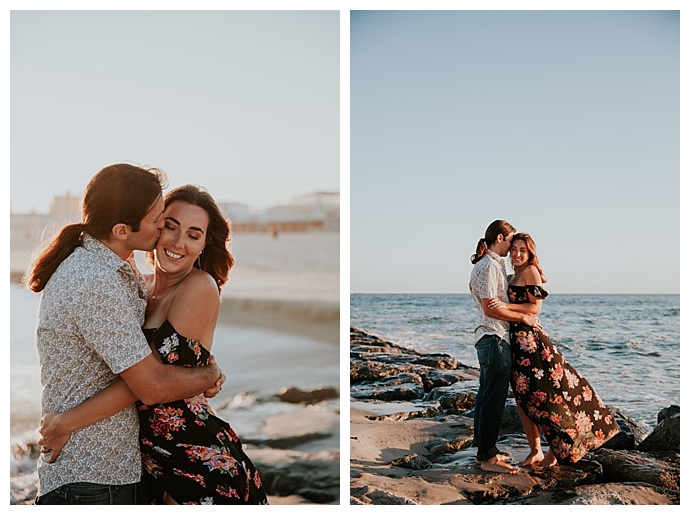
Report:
28,163,268,504
469,220,620,473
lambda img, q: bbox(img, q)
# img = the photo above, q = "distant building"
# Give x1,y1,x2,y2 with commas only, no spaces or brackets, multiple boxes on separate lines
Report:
11,192,81,251
50,192,81,219
217,201,251,223
254,192,340,233
11,189,339,255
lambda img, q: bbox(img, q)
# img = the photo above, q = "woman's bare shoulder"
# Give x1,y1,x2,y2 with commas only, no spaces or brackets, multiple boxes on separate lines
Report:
179,269,219,294
168,270,220,335
523,265,542,285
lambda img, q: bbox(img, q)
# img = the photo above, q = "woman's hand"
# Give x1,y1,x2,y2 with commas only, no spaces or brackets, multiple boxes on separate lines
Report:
38,412,72,464
203,355,227,399
487,298,507,311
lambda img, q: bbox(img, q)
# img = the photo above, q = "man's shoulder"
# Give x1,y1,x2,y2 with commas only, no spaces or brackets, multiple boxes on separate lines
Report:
471,255,492,274
59,247,110,278
48,247,119,296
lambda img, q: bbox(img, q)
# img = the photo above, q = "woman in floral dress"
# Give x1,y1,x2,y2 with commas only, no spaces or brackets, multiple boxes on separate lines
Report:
490,233,619,467
38,185,268,504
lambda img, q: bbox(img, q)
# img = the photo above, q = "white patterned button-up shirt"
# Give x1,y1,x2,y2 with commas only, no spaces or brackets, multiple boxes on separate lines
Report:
36,234,152,495
469,248,510,345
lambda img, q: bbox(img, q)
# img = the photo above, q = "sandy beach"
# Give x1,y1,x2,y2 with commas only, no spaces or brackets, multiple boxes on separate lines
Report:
10,230,340,505
350,327,680,505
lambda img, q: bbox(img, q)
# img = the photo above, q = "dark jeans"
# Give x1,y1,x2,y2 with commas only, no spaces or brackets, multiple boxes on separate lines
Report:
35,481,145,505
474,334,512,462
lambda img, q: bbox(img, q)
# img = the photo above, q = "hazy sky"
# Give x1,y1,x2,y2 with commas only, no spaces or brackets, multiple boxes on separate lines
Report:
351,10,680,294
10,10,339,213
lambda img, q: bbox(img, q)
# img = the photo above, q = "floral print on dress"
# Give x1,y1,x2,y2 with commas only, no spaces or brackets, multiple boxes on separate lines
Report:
186,394,213,426
137,320,268,504
180,443,241,476
508,285,620,464
148,406,186,440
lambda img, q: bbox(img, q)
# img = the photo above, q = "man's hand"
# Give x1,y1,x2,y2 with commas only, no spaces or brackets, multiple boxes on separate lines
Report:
203,355,226,398
523,314,540,328
487,298,507,311
38,412,71,464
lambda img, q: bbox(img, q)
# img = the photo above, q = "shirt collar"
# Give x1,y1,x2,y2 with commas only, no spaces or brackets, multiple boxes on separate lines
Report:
82,233,147,298
82,233,131,273
486,248,505,267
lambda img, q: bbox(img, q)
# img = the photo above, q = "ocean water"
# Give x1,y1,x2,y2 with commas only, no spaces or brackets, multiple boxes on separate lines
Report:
10,282,339,443
10,231,340,441
351,293,680,431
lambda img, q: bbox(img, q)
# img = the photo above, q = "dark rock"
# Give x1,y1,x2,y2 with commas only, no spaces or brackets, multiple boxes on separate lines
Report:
496,482,678,505
534,457,603,490
426,389,476,412
244,432,333,449
390,453,432,470
428,436,474,460
419,369,479,391
366,401,442,422
638,417,680,452
350,371,425,401
351,381,426,402
350,360,423,384
350,485,368,497
638,406,680,452
365,490,418,504
551,482,679,505
410,355,458,370
254,452,339,503
277,386,339,404
604,407,647,450
375,372,424,388
419,369,461,390
657,405,679,423
351,327,422,355
592,448,680,490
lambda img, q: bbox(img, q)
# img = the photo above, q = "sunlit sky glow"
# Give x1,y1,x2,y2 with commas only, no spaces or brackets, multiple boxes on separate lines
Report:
5,4,684,296
10,10,339,213
351,9,679,294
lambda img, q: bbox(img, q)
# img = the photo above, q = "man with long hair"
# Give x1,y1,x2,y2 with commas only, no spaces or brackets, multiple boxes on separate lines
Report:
28,164,224,504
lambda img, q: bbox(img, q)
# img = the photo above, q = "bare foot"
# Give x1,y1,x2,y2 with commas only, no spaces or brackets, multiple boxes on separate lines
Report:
538,449,558,468
476,453,509,464
480,457,519,474
520,450,545,467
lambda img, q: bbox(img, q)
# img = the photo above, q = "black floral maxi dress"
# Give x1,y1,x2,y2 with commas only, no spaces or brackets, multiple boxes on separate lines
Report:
508,285,620,464
137,321,268,504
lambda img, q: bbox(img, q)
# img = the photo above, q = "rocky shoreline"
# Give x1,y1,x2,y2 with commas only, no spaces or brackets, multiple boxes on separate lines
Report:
350,327,680,505
10,386,340,505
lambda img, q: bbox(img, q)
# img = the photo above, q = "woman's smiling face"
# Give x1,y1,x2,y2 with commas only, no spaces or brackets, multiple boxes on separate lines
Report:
155,200,209,273
510,238,530,268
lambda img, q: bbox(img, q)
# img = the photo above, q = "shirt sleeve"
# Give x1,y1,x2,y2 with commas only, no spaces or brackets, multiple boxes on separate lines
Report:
74,272,152,374
472,262,501,299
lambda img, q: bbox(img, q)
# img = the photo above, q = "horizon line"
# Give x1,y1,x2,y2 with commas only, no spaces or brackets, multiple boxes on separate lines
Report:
350,292,680,296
